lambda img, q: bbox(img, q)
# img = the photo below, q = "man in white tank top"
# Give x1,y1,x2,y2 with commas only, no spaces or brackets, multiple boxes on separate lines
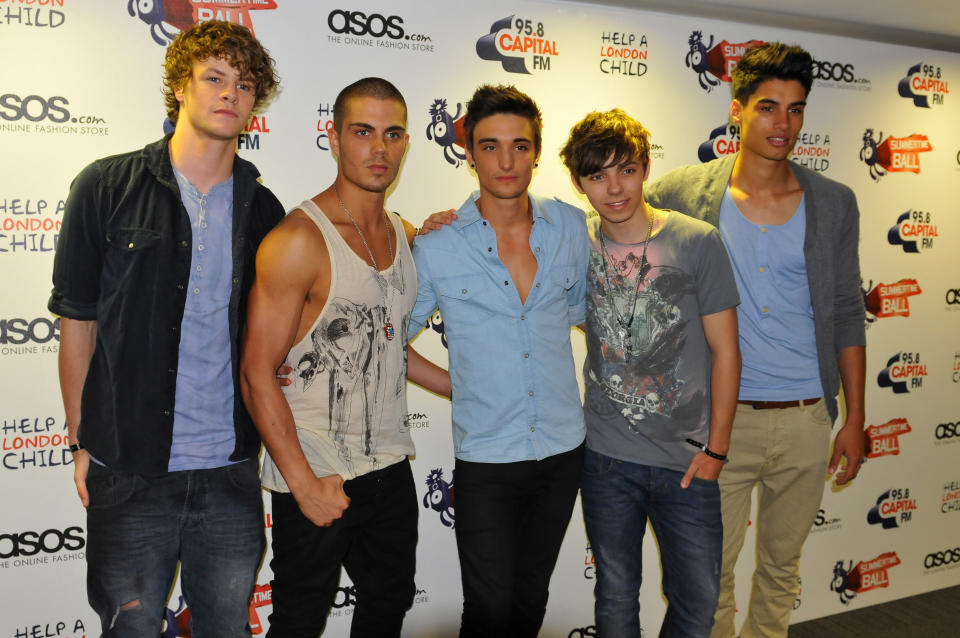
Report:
240,78,450,637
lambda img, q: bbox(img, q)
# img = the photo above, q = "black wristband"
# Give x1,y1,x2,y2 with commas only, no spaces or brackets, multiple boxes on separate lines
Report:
702,446,727,462
68,442,84,453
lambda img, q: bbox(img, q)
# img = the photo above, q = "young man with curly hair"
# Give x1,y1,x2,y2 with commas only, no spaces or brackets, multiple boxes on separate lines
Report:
50,20,283,636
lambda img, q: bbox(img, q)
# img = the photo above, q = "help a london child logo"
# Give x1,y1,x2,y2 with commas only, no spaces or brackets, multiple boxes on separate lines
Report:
941,480,960,515
865,418,912,460
476,14,559,74
598,30,648,79
326,8,435,53
877,351,927,394
888,209,938,253
128,0,277,46
859,129,932,182
791,132,831,172
0,196,63,255
830,552,900,605
861,278,921,325
2,416,73,472
684,31,764,93
7,618,87,638
899,63,949,108
0,93,108,137
1,0,66,29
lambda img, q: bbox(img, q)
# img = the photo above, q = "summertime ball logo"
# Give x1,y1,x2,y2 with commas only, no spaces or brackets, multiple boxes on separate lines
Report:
425,98,467,168
867,487,917,529
898,63,949,108
476,14,559,74
865,418,912,459
877,351,926,394
830,553,900,605
861,278,921,324
128,0,277,45
859,129,932,181
423,468,455,528
684,31,765,92
888,210,938,253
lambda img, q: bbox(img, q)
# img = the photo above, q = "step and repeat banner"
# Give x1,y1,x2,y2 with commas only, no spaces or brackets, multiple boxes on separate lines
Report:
1,1,958,636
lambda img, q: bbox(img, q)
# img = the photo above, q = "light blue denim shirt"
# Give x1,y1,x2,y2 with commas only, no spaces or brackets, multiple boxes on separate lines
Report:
410,192,589,463
168,168,237,470
718,187,822,400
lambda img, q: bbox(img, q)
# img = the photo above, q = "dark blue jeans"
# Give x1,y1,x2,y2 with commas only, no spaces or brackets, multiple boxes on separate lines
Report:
266,458,418,638
581,448,722,638
455,444,584,638
85,459,265,637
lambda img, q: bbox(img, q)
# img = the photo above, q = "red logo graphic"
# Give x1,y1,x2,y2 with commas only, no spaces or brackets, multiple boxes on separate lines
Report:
848,552,901,592
863,279,922,319
249,583,272,634
879,134,933,173
685,31,765,92
866,418,912,458
129,0,278,46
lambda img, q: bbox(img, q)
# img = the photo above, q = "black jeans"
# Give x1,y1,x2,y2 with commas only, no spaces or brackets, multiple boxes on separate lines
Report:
266,458,418,638
455,444,584,638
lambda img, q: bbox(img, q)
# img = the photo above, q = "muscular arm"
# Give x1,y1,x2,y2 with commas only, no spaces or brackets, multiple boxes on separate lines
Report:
829,345,866,485
58,318,97,506
681,307,741,488
240,217,349,526
407,346,451,398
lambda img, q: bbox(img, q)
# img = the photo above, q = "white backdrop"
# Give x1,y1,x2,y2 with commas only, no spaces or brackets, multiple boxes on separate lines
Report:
1,1,958,636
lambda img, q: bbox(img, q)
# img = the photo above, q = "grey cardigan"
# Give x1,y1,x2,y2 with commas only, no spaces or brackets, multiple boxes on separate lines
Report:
645,154,866,422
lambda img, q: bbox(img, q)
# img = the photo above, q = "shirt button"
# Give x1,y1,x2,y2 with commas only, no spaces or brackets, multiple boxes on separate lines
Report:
198,244,205,251
528,391,534,397
168,368,175,374
197,265,203,272
524,353,530,358
530,426,535,432
193,288,200,295
536,282,541,288
504,281,509,286
177,284,185,290
232,277,240,286
521,314,525,320
127,242,134,248
488,247,492,252
759,267,765,272
181,240,188,247
762,306,768,313
535,247,540,253
461,289,468,294
761,228,767,233
482,221,487,226
162,410,171,416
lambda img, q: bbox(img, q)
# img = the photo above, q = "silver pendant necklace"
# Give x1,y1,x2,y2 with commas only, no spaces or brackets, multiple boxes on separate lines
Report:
334,183,396,340
597,210,655,349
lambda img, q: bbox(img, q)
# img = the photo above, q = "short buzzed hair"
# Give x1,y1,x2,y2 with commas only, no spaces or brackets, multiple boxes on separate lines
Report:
333,77,407,135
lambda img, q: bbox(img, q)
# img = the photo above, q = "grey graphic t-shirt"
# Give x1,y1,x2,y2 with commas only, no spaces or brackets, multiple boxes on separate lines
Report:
584,211,739,472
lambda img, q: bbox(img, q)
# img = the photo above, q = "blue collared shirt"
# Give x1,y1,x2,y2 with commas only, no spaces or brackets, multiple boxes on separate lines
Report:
168,168,237,470
410,192,589,463
718,188,822,400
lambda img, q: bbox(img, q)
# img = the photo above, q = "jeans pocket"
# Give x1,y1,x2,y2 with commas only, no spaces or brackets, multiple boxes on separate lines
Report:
85,463,138,509
225,459,262,495
582,448,617,478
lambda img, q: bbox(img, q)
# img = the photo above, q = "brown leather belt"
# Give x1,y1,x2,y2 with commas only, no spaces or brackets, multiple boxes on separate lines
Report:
738,398,821,410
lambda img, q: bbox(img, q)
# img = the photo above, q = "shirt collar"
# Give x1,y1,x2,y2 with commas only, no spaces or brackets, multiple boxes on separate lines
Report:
452,191,554,229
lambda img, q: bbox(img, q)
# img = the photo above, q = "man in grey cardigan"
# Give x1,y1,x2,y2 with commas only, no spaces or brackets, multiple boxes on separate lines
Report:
645,42,866,638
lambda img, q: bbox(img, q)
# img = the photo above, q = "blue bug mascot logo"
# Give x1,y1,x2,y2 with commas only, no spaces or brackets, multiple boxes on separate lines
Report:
426,98,467,167
423,468,455,528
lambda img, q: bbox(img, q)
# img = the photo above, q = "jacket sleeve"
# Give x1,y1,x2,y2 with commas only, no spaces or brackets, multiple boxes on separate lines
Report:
832,184,867,352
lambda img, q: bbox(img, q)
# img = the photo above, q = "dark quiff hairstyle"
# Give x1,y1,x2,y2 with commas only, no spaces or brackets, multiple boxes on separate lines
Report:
163,20,280,123
731,42,813,104
559,109,651,180
333,77,407,135
464,84,543,154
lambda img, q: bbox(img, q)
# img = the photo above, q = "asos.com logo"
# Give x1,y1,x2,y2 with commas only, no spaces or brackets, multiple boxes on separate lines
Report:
923,547,960,569
327,9,404,39
0,94,71,123
0,527,85,558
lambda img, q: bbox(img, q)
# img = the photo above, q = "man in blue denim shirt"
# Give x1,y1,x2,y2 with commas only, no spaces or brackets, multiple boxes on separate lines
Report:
410,85,589,637
49,21,283,636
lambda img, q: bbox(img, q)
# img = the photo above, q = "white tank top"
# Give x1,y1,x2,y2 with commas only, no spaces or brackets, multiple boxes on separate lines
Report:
261,199,417,488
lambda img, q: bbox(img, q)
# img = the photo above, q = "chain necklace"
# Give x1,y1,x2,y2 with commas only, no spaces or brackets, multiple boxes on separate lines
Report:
597,210,655,349
334,183,396,340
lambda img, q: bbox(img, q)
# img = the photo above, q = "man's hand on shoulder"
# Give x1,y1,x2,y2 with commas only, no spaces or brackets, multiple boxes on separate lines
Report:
417,209,457,236
293,474,351,527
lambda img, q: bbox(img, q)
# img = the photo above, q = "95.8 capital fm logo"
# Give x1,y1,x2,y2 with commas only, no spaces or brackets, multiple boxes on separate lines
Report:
898,63,949,108
877,351,927,394
888,210,938,253
859,129,932,182
476,14,559,74
127,1,278,46
867,487,917,529
326,8,435,53
0,93,108,137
